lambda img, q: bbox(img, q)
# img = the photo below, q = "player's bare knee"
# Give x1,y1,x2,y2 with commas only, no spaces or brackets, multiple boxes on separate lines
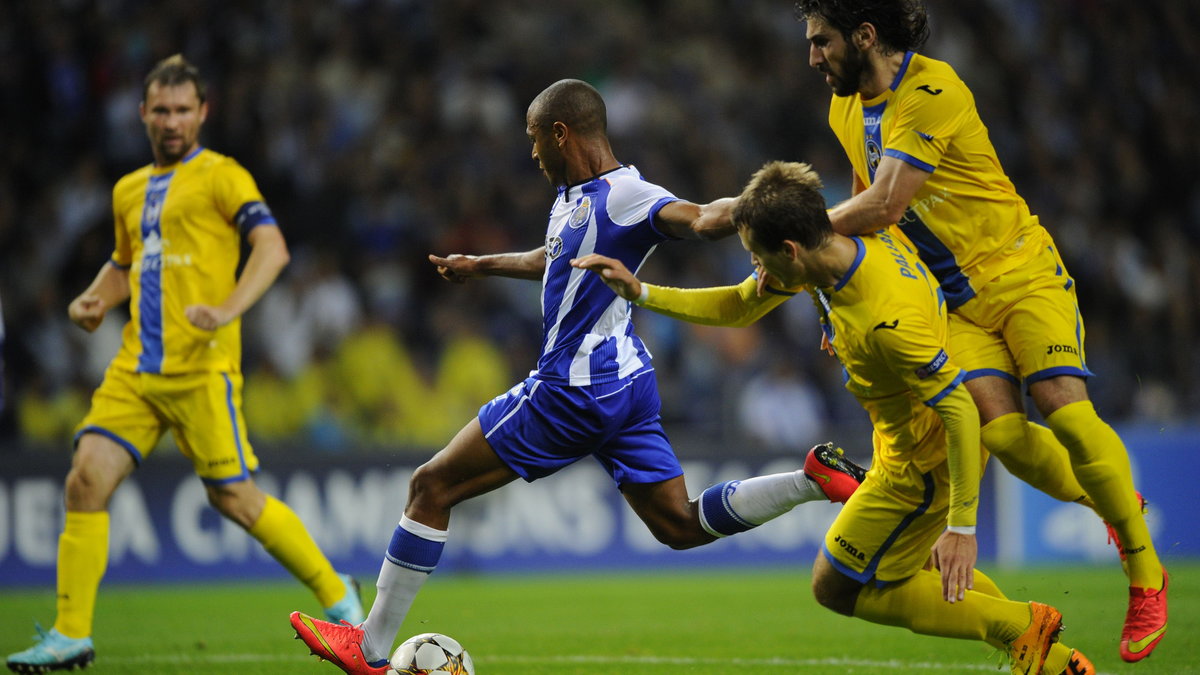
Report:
811,578,856,616
63,464,117,510
811,556,859,616
407,463,452,512
206,486,260,529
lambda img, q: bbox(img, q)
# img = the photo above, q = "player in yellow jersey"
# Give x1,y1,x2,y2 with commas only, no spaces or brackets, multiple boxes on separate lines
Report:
573,161,1094,675
795,0,1166,662
6,55,363,674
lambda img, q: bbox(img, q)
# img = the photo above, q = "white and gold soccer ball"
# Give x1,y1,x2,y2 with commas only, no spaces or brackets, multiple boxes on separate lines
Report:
390,633,475,675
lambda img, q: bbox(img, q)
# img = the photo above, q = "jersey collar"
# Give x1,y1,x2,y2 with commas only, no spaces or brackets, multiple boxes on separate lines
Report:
859,51,916,107
831,236,867,292
152,145,205,172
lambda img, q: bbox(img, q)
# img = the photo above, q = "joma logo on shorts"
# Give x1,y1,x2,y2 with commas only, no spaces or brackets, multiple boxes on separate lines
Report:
1046,344,1079,356
834,535,867,561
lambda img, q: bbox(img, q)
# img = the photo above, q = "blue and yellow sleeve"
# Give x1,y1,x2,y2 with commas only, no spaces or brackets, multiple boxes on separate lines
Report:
212,159,277,234
884,78,969,172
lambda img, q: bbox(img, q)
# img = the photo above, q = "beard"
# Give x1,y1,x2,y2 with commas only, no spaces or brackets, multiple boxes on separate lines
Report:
151,133,192,165
829,46,871,97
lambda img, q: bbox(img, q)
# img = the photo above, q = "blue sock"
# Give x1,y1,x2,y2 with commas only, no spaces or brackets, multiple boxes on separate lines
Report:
698,480,758,537
697,471,815,537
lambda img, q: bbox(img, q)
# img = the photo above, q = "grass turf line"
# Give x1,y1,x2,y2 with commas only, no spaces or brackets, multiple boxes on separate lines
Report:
1,564,1195,674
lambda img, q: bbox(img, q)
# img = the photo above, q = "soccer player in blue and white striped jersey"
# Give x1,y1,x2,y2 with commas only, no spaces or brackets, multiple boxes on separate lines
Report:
289,79,865,675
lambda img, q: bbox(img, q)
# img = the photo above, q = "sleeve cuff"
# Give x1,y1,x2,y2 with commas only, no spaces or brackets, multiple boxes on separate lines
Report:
633,284,650,306
946,525,976,536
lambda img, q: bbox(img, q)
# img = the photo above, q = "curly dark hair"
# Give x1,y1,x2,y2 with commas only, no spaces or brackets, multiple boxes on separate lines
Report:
795,0,929,55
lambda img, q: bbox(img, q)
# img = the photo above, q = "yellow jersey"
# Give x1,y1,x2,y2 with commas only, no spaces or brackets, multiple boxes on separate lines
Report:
816,232,965,475
108,147,277,375
828,51,1047,310
641,232,967,471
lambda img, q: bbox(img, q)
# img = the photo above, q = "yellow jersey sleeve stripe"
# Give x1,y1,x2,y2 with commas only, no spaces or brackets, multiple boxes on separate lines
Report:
923,368,966,407
882,148,935,173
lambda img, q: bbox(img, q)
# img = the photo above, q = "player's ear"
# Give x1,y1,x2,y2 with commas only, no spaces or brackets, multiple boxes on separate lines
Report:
783,239,803,261
854,23,876,50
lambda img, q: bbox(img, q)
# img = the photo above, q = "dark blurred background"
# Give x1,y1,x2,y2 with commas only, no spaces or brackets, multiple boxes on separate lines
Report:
2,0,1197,459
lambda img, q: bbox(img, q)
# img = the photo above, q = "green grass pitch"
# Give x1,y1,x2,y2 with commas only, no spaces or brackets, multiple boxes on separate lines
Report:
2,563,1195,674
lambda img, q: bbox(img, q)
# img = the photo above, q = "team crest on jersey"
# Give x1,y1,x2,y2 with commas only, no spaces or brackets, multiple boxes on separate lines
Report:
545,235,564,260
866,138,882,171
143,230,164,256
568,196,592,229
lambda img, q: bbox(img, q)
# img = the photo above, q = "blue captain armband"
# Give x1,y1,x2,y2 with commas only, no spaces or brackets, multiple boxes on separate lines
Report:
234,201,277,233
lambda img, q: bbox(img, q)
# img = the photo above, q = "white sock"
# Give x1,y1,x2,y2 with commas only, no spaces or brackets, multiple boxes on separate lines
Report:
360,516,448,662
698,471,821,537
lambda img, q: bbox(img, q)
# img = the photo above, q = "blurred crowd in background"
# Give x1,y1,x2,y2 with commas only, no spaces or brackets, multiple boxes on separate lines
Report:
1,0,1197,457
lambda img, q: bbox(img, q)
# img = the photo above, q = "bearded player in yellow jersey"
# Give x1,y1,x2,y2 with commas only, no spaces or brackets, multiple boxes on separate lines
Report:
794,0,1165,663
573,161,1095,675
6,55,362,674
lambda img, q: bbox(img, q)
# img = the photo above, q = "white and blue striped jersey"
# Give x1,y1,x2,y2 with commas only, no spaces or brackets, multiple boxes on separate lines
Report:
534,165,678,386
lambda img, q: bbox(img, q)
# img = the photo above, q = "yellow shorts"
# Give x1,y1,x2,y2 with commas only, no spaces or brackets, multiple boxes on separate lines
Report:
823,457,950,586
950,242,1092,388
75,367,258,484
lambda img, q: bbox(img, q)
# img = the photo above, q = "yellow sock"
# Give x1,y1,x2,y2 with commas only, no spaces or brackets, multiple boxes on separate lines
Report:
981,413,1091,507
1045,401,1163,589
248,495,344,607
955,569,1008,648
853,569,1030,646
970,568,1008,600
54,511,109,639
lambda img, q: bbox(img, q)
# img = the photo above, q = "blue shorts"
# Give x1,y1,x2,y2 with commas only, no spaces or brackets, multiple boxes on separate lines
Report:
477,371,682,486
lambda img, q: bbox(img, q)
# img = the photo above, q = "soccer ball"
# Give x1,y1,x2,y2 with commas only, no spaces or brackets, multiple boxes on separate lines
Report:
390,633,475,675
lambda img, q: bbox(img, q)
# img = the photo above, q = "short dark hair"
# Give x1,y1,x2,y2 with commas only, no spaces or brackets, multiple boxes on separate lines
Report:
796,0,929,54
529,79,607,136
143,54,206,103
733,161,831,252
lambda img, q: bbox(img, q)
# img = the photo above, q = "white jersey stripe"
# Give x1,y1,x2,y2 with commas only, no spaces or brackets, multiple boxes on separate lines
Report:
534,165,676,386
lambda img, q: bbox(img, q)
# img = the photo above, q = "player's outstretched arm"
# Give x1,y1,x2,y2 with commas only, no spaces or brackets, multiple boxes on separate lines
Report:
68,261,131,332
571,254,792,327
654,198,738,241
429,247,546,283
186,224,290,331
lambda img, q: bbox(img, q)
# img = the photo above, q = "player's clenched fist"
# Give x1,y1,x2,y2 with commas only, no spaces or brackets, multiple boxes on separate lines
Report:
68,293,107,332
185,304,233,331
